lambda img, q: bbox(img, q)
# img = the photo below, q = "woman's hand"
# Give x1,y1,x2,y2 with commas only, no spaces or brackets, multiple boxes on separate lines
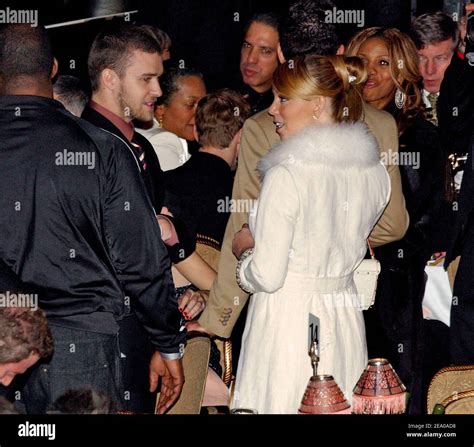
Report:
178,289,209,320
157,215,172,241
232,223,255,258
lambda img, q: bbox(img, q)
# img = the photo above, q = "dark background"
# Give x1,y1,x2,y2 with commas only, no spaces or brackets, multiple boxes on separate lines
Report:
2,0,451,91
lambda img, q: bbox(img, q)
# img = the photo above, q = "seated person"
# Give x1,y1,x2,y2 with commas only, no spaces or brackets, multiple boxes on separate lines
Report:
164,89,251,407
52,75,88,117
164,88,251,247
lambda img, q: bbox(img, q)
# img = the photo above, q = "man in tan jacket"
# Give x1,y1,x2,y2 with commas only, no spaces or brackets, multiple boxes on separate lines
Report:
192,0,409,339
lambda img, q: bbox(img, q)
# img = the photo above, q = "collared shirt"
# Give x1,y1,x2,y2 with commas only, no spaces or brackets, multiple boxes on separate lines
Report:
0,95,185,356
82,103,193,264
89,100,134,142
422,89,439,109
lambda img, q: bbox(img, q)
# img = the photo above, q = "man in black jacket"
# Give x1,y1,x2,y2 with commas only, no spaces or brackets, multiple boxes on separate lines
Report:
81,23,198,413
0,24,184,414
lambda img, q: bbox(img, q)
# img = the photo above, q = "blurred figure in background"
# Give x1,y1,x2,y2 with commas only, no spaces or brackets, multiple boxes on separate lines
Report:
144,26,172,61
238,12,282,115
52,75,88,117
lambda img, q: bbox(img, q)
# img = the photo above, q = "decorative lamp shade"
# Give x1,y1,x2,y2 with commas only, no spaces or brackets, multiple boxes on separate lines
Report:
299,375,351,414
352,358,407,414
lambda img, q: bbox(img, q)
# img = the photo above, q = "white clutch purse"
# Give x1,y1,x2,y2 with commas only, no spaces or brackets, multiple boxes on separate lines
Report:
354,241,380,310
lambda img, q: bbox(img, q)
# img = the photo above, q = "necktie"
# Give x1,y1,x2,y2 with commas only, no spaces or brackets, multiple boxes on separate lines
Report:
131,134,147,171
427,93,438,126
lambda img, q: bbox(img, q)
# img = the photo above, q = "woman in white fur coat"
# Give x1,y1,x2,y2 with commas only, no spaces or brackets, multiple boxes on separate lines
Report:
231,55,391,414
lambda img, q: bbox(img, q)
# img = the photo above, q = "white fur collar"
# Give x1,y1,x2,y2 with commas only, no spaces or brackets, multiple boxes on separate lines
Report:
257,122,380,179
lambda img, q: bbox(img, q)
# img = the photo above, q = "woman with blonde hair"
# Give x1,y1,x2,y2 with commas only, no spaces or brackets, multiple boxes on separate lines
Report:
346,28,444,413
230,54,391,414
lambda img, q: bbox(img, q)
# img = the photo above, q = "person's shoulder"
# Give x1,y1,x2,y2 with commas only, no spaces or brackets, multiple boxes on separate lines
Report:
146,128,181,144
247,108,272,127
67,113,129,151
363,102,396,129
242,108,279,148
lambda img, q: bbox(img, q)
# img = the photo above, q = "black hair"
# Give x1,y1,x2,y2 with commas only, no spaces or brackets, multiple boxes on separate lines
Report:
243,12,280,36
279,0,340,59
53,75,89,116
0,24,53,86
155,66,204,106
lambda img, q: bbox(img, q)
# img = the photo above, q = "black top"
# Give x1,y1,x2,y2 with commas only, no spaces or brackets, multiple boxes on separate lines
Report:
163,152,234,245
82,105,165,210
82,104,195,263
375,114,444,264
241,84,274,116
0,258,33,294
0,96,184,354
438,48,474,159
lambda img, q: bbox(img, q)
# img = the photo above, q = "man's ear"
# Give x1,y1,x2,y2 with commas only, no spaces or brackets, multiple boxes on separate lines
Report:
193,125,199,143
277,43,286,64
336,44,345,55
101,68,119,91
51,58,59,79
235,128,243,145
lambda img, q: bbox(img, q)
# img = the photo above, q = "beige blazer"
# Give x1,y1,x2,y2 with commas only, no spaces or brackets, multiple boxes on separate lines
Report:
199,104,409,338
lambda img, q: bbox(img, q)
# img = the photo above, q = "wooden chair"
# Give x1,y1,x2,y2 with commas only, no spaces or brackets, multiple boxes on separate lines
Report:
427,365,474,414
196,234,235,388
155,333,211,414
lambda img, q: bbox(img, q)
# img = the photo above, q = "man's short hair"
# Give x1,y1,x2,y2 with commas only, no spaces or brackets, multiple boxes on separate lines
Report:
243,12,279,36
0,24,53,87
88,24,161,93
53,75,89,117
195,89,251,149
279,0,340,59
410,11,460,50
0,307,53,363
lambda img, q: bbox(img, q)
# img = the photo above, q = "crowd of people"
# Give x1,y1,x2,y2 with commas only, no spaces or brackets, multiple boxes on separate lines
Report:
1,0,474,415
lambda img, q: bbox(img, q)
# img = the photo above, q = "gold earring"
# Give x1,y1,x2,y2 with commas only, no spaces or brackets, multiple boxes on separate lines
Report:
312,113,319,120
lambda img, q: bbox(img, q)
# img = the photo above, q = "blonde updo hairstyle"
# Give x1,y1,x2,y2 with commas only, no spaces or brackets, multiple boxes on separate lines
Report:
272,55,367,123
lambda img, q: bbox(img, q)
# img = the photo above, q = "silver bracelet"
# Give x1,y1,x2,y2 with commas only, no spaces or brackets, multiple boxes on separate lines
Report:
236,248,254,293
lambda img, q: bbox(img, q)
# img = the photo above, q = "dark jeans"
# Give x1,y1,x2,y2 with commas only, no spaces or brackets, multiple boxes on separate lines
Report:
21,325,123,414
